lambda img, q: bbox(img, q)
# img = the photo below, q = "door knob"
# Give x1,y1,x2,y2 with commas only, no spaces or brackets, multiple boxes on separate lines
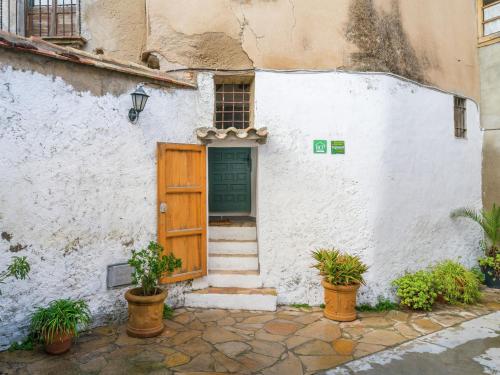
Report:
160,202,168,213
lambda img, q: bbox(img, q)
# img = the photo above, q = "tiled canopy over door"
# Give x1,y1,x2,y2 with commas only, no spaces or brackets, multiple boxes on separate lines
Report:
157,143,207,283
209,147,251,213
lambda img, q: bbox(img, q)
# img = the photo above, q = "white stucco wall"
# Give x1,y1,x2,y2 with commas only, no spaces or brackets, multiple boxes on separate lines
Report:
254,71,483,305
0,64,482,348
0,66,214,349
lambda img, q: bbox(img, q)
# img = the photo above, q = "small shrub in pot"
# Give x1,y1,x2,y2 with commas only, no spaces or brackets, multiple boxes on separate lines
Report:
125,241,181,338
312,248,368,321
30,299,91,354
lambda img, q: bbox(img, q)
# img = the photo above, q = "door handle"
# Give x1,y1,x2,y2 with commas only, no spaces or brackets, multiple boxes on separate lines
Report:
159,202,168,213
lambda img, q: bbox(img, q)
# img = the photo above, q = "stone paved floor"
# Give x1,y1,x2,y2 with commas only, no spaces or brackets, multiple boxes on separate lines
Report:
1,289,499,375
327,311,500,375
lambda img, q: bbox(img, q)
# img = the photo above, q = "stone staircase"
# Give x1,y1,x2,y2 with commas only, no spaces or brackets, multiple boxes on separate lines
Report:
184,221,277,311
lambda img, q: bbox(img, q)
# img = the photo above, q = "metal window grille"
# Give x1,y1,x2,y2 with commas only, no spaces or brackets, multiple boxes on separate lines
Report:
215,83,251,130
454,96,466,138
0,0,81,37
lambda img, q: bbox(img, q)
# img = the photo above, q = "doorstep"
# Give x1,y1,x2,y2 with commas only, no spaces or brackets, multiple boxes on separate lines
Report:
184,287,277,311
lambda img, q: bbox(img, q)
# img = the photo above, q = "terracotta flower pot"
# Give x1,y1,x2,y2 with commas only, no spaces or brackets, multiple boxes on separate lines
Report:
44,332,73,355
322,280,360,322
125,287,167,338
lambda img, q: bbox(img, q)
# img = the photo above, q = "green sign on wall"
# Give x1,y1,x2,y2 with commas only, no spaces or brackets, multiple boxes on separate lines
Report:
331,140,345,154
313,140,328,154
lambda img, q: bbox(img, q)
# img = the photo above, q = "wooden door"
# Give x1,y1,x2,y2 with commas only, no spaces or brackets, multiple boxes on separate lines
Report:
157,143,207,283
208,147,252,213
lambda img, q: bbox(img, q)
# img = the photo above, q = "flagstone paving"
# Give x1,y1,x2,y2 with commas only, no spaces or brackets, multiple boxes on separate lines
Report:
0,288,498,375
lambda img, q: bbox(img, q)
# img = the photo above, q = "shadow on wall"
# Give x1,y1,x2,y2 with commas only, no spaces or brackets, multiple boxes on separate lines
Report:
346,0,425,83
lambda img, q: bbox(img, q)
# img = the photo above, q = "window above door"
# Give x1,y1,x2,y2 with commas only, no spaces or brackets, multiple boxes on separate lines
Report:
214,75,254,130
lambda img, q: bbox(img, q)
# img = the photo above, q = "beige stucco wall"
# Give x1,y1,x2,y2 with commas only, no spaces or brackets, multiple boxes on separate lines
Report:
82,0,146,63
479,42,500,209
144,0,480,100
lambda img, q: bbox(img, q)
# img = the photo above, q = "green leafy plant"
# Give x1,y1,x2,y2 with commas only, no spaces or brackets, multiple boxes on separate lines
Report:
8,335,35,351
30,299,91,343
319,303,326,309
357,297,398,312
128,241,182,296
0,256,30,294
471,266,486,284
290,303,312,309
312,248,368,285
432,261,481,304
163,304,174,319
478,254,500,281
392,270,437,311
451,204,500,280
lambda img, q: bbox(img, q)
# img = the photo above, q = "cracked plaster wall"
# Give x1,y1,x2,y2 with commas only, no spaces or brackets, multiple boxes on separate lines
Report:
144,0,479,100
0,60,483,347
0,64,213,350
253,71,483,306
81,0,147,62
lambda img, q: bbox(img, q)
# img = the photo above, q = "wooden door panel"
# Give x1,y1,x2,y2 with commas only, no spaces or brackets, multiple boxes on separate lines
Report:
166,194,202,231
158,143,207,283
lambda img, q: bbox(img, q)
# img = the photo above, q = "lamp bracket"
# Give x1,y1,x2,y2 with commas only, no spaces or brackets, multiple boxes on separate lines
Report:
128,108,139,123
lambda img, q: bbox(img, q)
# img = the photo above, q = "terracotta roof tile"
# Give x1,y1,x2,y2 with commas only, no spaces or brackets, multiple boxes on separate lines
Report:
0,31,196,89
196,127,268,144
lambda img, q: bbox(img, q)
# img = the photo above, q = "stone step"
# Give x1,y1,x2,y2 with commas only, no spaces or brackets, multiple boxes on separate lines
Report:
209,240,258,255
208,254,259,271
184,287,277,311
207,271,263,288
209,226,257,241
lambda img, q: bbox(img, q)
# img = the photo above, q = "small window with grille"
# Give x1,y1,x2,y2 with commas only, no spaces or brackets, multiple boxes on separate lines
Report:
454,96,466,138
214,80,252,130
26,0,81,38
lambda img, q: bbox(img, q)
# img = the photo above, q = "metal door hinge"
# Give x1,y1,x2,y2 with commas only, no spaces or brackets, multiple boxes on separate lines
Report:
159,202,168,213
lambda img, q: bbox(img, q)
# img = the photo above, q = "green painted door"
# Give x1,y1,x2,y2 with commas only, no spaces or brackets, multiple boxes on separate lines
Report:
209,147,251,213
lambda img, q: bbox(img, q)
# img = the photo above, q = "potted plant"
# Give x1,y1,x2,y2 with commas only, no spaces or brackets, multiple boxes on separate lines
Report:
312,248,368,321
125,241,182,338
30,299,91,354
451,204,500,288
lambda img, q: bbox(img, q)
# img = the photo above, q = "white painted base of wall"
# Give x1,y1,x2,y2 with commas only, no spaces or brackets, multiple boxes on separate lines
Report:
184,289,277,311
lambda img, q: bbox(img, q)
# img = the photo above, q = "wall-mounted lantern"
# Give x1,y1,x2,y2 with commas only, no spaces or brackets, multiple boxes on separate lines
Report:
128,86,150,123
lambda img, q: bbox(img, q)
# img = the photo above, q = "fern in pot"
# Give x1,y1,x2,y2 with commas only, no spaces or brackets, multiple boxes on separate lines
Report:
125,241,182,338
30,299,91,354
312,248,368,321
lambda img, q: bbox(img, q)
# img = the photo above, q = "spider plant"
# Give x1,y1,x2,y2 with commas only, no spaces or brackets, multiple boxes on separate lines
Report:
312,248,368,285
30,299,91,343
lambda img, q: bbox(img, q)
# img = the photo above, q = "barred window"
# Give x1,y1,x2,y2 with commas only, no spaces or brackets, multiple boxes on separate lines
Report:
27,0,81,37
0,0,81,37
454,96,466,138
215,82,251,130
